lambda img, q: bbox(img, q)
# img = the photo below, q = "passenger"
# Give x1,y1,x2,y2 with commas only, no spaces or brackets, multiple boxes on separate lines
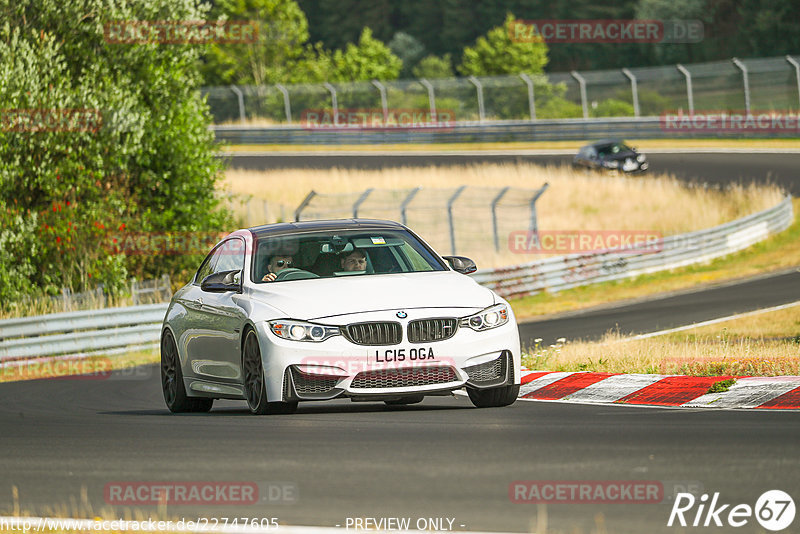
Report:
262,254,294,282
340,249,367,272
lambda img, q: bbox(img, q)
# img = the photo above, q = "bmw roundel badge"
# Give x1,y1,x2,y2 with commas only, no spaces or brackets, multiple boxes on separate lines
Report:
396,311,408,319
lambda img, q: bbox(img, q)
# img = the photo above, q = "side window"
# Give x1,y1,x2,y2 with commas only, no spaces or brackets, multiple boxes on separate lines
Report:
214,238,245,284
194,248,220,284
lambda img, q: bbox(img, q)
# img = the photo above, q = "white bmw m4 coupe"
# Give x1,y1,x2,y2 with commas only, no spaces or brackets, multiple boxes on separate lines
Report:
161,219,521,414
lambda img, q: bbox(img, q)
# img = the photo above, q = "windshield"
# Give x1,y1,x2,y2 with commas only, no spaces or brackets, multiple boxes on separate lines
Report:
597,142,633,156
251,228,446,283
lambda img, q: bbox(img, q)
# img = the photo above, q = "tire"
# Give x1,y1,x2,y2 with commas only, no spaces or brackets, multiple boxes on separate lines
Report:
384,395,424,406
161,330,214,413
242,329,298,415
467,384,520,408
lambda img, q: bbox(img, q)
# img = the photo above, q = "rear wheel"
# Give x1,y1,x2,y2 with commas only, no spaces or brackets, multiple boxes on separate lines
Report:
384,395,424,406
161,330,213,413
467,384,520,408
242,329,297,415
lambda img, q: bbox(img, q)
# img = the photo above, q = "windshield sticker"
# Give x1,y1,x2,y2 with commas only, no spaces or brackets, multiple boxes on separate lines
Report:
370,236,386,244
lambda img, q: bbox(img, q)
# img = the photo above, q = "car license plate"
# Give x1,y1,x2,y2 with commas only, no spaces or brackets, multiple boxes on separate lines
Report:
373,347,435,362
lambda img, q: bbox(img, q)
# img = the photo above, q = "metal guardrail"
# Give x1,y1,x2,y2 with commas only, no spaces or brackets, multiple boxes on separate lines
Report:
0,196,792,360
0,304,167,361
472,195,794,299
212,116,798,145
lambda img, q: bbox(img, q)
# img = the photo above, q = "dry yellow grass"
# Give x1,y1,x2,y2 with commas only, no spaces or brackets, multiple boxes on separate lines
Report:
222,164,784,269
523,304,800,376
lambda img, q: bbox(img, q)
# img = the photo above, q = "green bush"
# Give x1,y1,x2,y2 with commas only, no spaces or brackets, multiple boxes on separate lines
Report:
592,98,635,118
0,0,232,307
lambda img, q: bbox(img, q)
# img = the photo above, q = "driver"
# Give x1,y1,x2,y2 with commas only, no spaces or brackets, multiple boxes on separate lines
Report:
340,249,367,272
262,254,294,282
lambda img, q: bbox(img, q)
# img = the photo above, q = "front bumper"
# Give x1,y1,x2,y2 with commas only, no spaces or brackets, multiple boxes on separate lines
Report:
254,311,521,403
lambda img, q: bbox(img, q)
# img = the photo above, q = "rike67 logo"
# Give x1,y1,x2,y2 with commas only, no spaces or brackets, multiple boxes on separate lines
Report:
668,490,795,531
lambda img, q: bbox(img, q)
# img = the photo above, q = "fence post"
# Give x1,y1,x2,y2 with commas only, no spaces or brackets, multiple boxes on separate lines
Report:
676,64,694,114
447,186,467,255
294,191,317,221
570,71,588,119
61,287,70,312
352,188,373,218
371,80,389,122
419,79,436,118
161,274,171,301
491,186,510,252
323,82,339,126
275,83,292,123
400,187,422,225
529,183,549,239
731,57,751,115
229,85,246,124
131,278,138,306
621,68,640,117
467,76,485,122
519,73,536,120
786,56,800,110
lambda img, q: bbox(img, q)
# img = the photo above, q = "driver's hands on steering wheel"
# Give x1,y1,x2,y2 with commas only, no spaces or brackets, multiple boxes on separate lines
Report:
262,272,277,282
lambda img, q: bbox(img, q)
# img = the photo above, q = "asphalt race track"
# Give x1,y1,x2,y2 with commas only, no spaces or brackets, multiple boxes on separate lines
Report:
1,374,799,534
519,268,800,345
1,150,799,534
223,150,800,195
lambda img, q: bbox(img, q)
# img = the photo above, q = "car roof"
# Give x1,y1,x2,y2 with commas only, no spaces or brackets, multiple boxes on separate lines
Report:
248,218,406,239
587,138,626,148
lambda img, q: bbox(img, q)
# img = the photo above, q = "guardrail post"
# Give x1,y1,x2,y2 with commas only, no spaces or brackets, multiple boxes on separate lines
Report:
447,186,467,255
570,71,589,119
467,76,485,122
275,83,292,124
419,79,436,118
519,73,536,121
621,68,640,117
732,58,751,116
491,187,510,252
786,56,800,110
400,187,422,225
229,85,246,125
352,188,374,218
323,82,339,126
676,64,694,114
529,183,549,239
371,80,389,123
294,191,317,221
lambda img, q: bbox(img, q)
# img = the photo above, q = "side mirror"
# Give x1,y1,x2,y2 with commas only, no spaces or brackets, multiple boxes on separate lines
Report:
442,255,477,275
201,269,241,293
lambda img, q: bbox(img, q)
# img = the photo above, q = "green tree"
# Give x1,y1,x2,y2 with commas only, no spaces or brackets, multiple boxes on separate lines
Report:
458,14,549,76
412,55,454,79
330,27,402,81
389,32,426,78
0,0,230,307
203,0,319,85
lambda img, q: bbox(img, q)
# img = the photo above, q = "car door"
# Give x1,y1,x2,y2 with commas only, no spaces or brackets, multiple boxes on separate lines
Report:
183,237,248,383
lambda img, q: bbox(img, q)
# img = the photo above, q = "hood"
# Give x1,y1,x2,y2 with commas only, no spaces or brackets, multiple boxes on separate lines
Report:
249,271,495,320
602,150,639,161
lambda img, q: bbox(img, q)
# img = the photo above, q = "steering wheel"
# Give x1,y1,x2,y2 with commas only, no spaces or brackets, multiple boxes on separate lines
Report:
273,267,305,281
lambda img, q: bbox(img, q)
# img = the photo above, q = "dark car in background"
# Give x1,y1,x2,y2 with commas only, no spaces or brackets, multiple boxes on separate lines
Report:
573,139,648,173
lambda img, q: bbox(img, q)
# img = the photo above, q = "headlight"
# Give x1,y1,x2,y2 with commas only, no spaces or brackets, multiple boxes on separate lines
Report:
603,160,619,169
636,154,646,163
269,320,340,342
461,304,509,331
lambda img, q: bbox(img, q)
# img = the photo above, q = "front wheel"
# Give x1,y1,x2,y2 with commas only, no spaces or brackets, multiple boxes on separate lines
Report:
467,384,520,408
242,329,298,415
